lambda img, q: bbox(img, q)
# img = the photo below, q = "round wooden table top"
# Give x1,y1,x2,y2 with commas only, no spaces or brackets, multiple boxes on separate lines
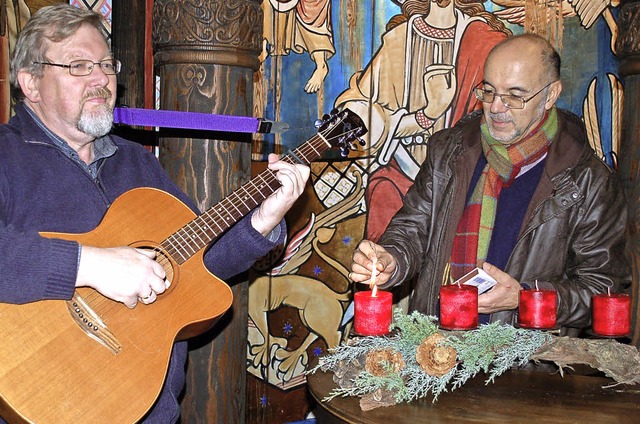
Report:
307,367,640,423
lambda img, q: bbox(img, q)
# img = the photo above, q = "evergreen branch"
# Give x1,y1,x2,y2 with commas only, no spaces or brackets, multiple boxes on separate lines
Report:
309,311,551,405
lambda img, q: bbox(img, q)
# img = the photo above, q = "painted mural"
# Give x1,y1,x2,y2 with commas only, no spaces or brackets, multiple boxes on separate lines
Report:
261,0,334,94
251,0,623,421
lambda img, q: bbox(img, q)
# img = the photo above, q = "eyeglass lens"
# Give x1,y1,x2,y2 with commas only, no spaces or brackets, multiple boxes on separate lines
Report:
70,59,121,76
474,88,523,109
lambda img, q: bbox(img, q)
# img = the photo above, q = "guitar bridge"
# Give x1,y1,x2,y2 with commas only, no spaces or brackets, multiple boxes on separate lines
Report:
66,292,122,354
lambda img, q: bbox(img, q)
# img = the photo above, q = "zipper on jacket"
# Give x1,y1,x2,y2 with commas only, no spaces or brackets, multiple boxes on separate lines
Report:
93,159,111,207
504,172,578,274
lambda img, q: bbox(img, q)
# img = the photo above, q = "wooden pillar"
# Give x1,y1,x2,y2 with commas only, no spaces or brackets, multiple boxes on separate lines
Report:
616,0,640,346
111,0,146,109
111,0,156,145
1,28,8,124
1,0,31,123
152,1,263,423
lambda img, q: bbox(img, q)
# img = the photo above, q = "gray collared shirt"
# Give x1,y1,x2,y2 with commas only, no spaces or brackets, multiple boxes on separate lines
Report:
24,105,117,178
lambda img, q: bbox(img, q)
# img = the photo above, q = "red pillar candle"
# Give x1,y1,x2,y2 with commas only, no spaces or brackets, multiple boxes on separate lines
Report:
518,288,557,329
354,290,393,336
592,291,631,337
439,284,478,330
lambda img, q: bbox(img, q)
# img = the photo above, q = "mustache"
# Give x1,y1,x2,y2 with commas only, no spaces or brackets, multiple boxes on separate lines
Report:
82,87,113,103
489,112,512,123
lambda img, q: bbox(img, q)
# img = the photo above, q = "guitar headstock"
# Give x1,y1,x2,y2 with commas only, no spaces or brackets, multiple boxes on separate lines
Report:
314,108,367,157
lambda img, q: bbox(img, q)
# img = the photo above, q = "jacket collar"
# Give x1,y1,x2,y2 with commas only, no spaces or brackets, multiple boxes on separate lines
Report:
543,109,589,179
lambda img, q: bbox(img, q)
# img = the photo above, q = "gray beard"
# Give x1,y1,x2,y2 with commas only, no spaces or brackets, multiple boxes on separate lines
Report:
488,99,547,144
77,105,113,138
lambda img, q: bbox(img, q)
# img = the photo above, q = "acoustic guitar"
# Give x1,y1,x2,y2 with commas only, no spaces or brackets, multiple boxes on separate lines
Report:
0,109,366,423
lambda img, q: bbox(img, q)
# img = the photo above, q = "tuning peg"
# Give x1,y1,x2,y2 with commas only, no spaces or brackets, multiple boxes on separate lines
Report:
340,147,349,157
314,119,324,128
358,138,366,147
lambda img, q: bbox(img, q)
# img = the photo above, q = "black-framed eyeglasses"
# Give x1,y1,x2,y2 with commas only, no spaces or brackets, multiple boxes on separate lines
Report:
33,59,121,76
473,81,555,110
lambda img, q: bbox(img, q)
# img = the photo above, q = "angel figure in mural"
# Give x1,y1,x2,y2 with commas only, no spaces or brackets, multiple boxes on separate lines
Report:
493,0,620,52
261,0,335,93
334,0,510,242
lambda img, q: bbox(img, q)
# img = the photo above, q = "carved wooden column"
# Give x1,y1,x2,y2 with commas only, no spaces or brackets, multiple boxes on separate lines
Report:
616,0,640,346
112,0,158,145
152,1,262,422
111,0,147,109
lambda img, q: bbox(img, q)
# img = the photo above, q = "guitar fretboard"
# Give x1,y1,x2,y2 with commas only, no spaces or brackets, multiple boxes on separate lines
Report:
160,130,334,264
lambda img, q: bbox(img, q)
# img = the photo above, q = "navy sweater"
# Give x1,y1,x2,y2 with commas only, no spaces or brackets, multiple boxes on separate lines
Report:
468,154,545,323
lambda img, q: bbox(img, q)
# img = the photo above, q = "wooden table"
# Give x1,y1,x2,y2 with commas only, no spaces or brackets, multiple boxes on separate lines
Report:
307,368,640,423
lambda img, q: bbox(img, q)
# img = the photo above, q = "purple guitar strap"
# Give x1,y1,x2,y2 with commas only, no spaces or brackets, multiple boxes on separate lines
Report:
113,107,288,134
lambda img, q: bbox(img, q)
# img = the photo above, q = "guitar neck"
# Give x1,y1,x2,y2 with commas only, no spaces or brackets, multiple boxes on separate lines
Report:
160,131,332,264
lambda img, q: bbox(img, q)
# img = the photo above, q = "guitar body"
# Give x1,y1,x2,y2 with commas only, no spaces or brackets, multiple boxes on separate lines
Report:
0,188,233,423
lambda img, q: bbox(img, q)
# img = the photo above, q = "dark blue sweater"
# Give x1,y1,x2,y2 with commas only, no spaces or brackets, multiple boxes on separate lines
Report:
0,103,286,423
468,154,545,323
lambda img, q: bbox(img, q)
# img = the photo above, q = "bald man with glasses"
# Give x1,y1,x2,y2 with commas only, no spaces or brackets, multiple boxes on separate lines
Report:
349,33,630,337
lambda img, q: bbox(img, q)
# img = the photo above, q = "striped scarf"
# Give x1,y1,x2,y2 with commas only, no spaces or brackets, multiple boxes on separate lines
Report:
449,107,558,281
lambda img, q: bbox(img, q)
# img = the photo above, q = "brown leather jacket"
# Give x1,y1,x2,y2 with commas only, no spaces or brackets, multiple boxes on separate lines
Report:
378,109,630,334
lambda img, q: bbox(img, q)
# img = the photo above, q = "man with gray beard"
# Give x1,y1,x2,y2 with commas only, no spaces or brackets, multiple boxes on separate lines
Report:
0,4,309,423
349,34,630,337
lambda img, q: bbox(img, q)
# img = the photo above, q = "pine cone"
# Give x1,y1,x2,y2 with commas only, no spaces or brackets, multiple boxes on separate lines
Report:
365,348,406,377
416,333,457,377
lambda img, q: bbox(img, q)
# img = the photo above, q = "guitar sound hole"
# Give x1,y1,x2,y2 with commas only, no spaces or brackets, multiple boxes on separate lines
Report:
131,242,178,298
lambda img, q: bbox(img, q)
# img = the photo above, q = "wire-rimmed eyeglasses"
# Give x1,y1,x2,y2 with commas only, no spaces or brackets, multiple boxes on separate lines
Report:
473,81,555,109
33,59,122,76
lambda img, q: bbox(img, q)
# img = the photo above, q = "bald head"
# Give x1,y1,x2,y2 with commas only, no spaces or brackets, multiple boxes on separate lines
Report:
479,33,563,144
488,34,561,83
